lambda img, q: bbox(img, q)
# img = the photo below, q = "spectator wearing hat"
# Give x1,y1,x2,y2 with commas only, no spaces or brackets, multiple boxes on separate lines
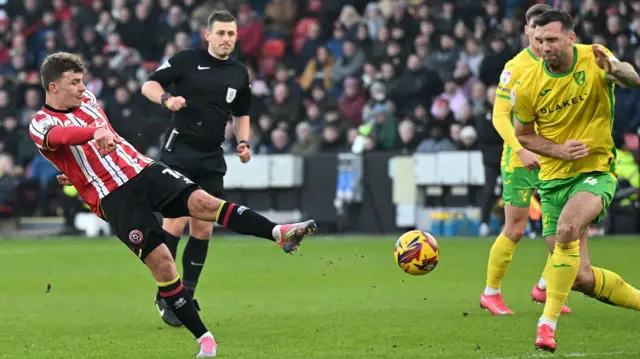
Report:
370,103,397,150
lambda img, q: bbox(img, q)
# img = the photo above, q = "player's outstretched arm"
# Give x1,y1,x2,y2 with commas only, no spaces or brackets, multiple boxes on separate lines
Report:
593,45,640,88
608,61,640,88
49,127,120,148
515,121,588,161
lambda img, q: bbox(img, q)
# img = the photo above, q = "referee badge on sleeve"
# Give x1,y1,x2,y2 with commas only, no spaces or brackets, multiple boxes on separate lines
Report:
226,87,237,103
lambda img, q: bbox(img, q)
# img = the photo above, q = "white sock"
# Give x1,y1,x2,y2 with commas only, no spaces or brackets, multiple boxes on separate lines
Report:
197,331,213,344
272,225,281,241
538,317,557,331
484,286,501,296
538,277,547,290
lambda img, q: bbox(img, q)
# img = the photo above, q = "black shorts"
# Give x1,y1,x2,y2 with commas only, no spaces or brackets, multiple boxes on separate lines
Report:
99,162,200,261
160,138,226,198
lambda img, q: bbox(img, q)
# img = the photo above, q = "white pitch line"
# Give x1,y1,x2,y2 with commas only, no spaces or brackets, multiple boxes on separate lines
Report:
481,351,629,359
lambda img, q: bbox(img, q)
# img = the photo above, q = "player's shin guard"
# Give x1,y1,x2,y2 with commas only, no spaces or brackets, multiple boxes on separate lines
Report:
542,240,580,323
158,276,208,338
485,233,517,293
182,236,210,296
591,267,640,310
214,200,276,240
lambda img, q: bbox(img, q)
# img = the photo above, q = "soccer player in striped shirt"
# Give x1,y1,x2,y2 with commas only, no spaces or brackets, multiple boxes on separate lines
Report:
29,52,317,357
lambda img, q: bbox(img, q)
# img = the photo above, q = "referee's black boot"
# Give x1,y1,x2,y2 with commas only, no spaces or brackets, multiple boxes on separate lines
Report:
154,296,183,327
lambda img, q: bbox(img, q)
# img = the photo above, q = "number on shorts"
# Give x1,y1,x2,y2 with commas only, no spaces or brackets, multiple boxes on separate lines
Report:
583,177,598,186
162,168,194,184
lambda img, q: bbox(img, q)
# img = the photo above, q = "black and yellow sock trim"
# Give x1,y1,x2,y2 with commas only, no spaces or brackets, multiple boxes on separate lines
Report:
214,200,235,226
158,276,183,298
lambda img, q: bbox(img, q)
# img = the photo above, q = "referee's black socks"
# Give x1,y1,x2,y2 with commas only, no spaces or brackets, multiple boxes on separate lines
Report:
182,236,210,297
157,276,208,339
214,201,276,241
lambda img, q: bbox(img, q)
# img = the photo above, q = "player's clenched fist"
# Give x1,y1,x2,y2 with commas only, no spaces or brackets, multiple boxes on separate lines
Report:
56,174,72,186
516,148,540,170
94,127,121,149
237,142,251,163
165,96,187,111
559,139,589,160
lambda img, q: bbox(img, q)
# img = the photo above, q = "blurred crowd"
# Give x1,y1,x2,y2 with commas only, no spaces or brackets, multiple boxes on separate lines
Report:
1,0,640,218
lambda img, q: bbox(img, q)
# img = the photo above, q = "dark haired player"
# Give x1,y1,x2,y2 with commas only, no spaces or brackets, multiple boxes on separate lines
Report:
481,3,571,317
512,9,640,352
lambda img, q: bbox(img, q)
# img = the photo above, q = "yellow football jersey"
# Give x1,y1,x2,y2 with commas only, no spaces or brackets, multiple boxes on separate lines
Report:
494,48,541,170
511,44,617,182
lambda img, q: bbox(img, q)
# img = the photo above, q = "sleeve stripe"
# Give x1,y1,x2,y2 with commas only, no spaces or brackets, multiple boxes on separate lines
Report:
43,127,58,151
496,94,511,100
514,112,534,125
29,123,45,139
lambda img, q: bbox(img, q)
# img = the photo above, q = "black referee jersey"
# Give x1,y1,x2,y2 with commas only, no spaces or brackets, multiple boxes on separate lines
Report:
147,49,251,151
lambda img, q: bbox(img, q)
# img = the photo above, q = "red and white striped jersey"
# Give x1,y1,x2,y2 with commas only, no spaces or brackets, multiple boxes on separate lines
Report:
28,90,153,218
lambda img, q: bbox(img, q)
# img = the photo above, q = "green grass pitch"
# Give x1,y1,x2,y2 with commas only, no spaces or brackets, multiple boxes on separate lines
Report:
1,235,640,359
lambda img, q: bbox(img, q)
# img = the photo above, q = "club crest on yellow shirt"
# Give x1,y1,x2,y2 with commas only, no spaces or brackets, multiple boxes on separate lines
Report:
574,71,586,86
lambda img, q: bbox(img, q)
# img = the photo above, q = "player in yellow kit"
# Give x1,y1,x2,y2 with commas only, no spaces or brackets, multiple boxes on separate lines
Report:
512,9,640,353
481,3,571,316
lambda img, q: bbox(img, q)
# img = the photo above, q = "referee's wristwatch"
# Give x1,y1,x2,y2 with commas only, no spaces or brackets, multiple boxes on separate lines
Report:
160,92,172,108
238,140,250,149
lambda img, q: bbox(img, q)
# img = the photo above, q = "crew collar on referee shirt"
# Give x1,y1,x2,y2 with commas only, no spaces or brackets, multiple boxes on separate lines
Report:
207,48,229,63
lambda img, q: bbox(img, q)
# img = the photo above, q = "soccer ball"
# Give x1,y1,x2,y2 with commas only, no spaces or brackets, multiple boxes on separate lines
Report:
393,230,440,275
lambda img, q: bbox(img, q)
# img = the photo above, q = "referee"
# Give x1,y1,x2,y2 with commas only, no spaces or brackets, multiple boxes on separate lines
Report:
141,10,251,327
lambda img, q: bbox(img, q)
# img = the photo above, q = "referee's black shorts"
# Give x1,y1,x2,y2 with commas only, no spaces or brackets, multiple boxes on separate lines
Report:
160,138,227,200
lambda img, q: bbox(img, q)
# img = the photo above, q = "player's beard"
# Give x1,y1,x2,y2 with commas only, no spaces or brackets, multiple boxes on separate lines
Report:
544,52,564,72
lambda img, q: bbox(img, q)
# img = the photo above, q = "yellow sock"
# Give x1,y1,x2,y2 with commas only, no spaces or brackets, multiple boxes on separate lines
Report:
486,233,517,290
591,267,640,311
542,240,580,322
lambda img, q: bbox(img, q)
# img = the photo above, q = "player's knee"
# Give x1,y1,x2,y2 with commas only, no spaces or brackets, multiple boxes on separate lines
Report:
163,217,188,237
503,220,525,243
503,228,524,243
188,190,222,216
503,206,528,242
573,266,596,294
556,221,580,242
190,220,213,239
